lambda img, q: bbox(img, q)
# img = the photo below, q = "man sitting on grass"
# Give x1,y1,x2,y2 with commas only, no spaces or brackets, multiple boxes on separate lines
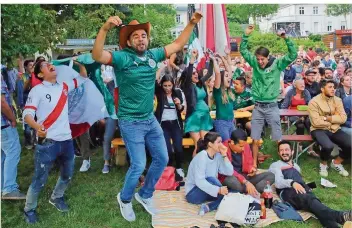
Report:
219,129,275,196
269,141,351,228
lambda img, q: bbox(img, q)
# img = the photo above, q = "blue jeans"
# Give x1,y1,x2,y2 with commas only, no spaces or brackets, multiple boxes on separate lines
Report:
1,127,21,194
24,139,75,212
214,119,236,141
186,177,227,212
118,116,168,202
103,117,117,161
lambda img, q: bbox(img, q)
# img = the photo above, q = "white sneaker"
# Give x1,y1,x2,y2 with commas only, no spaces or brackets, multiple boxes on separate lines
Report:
331,160,349,177
117,193,136,222
79,159,90,172
134,193,157,216
319,163,328,177
176,168,185,178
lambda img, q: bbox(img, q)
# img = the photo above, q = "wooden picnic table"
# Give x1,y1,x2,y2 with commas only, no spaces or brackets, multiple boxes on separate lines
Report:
280,109,309,134
181,110,252,120
279,109,309,117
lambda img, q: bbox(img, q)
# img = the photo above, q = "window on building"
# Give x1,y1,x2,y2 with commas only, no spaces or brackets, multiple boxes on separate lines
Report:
341,21,346,30
314,22,319,33
327,22,332,32
176,14,180,24
313,6,318,15
299,7,304,15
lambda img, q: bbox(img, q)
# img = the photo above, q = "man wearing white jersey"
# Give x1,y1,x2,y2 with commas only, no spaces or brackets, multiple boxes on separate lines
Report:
22,59,87,224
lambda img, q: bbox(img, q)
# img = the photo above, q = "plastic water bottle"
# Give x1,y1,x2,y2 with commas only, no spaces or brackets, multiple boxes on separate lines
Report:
263,181,273,208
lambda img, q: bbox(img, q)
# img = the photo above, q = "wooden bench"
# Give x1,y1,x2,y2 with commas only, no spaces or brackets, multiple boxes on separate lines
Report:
111,137,264,166
281,135,315,164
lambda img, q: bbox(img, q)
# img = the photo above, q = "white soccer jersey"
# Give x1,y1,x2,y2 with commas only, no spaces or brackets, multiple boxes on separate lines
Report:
23,77,86,141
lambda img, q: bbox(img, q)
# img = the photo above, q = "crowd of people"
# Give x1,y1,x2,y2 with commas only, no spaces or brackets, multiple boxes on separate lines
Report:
1,12,351,227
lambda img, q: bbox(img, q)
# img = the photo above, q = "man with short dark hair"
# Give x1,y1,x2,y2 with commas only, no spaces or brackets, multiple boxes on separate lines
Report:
308,79,351,177
240,24,297,169
269,141,351,228
92,13,203,221
304,69,320,98
23,59,88,224
324,67,334,80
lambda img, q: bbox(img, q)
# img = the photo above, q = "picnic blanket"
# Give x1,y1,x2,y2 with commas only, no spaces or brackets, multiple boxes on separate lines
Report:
152,186,313,228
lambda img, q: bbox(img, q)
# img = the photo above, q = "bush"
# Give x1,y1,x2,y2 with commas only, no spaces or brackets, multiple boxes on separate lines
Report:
308,34,322,42
245,32,327,54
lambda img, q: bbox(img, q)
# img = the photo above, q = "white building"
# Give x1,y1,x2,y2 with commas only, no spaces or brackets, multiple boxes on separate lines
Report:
171,4,201,38
258,4,352,37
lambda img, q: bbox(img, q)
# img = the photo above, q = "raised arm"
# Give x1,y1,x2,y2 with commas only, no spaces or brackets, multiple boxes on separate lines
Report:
200,59,214,83
276,31,298,71
240,25,257,67
164,12,202,58
92,16,122,64
183,49,197,88
213,55,222,89
223,47,233,75
169,53,180,71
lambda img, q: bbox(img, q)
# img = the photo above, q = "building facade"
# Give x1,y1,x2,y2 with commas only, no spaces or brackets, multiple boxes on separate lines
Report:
258,4,352,37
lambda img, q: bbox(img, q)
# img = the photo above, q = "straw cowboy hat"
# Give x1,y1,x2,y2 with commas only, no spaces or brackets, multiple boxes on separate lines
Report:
119,20,151,49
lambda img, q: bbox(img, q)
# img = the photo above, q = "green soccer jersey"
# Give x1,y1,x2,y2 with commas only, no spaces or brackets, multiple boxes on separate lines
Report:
111,47,166,120
233,90,254,110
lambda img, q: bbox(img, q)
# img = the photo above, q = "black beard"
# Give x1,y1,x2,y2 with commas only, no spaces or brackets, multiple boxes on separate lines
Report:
280,155,292,162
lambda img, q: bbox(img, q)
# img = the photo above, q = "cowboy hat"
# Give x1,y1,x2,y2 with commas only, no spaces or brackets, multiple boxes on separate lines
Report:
119,20,151,49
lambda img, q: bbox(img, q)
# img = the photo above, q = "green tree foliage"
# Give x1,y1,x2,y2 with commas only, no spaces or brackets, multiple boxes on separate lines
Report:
245,32,327,55
124,4,176,48
326,4,352,22
1,5,64,64
308,34,322,42
226,4,279,24
41,4,127,45
228,22,244,37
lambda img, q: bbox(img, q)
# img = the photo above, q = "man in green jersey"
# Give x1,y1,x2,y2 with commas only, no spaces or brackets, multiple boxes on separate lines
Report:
92,13,202,222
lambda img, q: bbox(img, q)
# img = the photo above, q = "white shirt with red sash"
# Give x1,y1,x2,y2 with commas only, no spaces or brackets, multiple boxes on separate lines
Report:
23,78,86,141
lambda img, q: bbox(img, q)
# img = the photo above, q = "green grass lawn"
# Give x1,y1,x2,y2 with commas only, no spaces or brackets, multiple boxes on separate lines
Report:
1,126,351,228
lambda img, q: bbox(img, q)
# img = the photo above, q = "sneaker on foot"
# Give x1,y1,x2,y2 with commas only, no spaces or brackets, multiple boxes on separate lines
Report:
49,197,69,212
117,193,136,222
79,159,90,172
24,210,37,224
2,191,26,200
319,163,329,177
134,192,157,216
342,210,352,224
331,160,349,177
102,164,110,174
198,204,209,216
176,168,185,179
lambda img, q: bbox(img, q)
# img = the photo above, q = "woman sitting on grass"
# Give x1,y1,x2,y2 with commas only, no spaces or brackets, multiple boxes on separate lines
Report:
185,132,234,216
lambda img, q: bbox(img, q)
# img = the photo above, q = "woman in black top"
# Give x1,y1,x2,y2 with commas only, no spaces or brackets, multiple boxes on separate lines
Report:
155,75,185,178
